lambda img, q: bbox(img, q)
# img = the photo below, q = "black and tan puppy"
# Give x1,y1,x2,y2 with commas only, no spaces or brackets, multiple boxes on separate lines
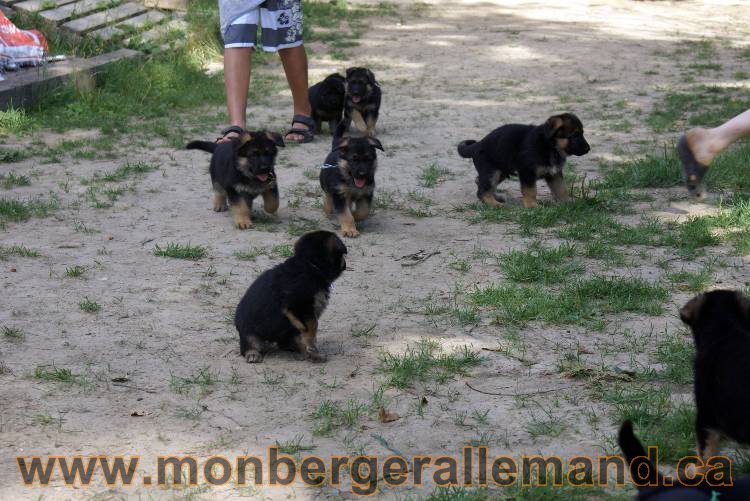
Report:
309,73,346,135
335,67,381,138
680,289,750,464
618,420,749,500
320,136,384,238
457,113,590,208
235,231,347,363
187,131,284,229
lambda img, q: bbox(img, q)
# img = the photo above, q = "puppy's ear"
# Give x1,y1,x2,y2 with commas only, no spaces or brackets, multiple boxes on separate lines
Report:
680,294,705,326
333,136,350,151
544,116,564,138
265,131,285,147
367,137,384,151
346,67,355,78
235,132,253,149
366,69,379,86
326,233,347,255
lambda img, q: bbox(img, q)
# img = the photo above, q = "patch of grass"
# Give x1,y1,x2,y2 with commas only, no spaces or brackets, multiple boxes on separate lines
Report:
470,276,669,329
0,148,31,163
275,435,315,456
2,326,25,342
234,244,293,261
448,257,471,273
34,365,76,383
0,196,58,225
419,162,453,188
79,297,101,313
603,383,695,462
312,398,367,436
1,172,31,189
647,85,750,133
655,331,694,385
64,265,86,278
154,242,207,260
72,220,99,234
379,339,482,389
287,218,319,236
0,244,40,259
169,367,219,396
497,242,582,284
86,161,159,184
666,267,713,292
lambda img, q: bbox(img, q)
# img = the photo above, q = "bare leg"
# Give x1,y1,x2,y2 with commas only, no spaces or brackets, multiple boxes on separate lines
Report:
278,45,312,142
685,109,750,166
221,47,253,143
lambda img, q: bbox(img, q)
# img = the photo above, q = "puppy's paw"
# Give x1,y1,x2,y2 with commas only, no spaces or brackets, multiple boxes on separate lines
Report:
307,349,327,363
213,203,228,212
245,350,263,363
522,199,538,209
341,227,360,238
235,218,254,230
494,193,506,203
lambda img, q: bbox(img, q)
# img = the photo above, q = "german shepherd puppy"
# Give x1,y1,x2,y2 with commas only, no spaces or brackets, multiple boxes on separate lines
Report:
235,231,347,363
309,73,346,135
335,67,381,138
680,290,750,463
457,113,590,208
618,420,749,500
187,131,284,229
320,136,384,238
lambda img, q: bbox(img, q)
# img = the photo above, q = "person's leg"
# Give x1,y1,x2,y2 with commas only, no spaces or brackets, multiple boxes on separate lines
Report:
683,109,750,166
223,47,253,134
278,45,312,141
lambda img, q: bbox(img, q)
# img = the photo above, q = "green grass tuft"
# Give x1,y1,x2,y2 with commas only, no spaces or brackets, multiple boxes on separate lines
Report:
379,339,482,389
0,244,40,259
497,242,582,284
1,172,31,189
154,242,207,260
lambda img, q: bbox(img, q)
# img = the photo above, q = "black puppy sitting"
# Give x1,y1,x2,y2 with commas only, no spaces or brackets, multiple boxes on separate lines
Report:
187,131,284,229
335,67,381,138
320,136,384,238
457,113,590,208
309,73,346,135
680,289,750,465
235,230,347,363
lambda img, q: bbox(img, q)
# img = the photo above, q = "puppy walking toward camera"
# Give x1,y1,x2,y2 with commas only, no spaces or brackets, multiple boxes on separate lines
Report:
457,113,590,208
309,73,346,135
235,231,347,363
186,130,284,229
320,136,384,238
680,290,750,465
336,67,381,138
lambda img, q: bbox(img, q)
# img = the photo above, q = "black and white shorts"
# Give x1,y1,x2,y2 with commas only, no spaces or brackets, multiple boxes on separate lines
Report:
219,0,303,52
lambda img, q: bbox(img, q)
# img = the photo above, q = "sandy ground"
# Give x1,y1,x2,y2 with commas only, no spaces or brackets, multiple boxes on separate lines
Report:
2,0,750,499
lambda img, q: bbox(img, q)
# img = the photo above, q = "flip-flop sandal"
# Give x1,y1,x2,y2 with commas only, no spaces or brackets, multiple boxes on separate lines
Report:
216,125,245,143
677,134,709,200
285,114,315,144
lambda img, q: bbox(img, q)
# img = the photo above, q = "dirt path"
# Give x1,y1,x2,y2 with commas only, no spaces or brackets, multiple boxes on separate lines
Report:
2,0,750,499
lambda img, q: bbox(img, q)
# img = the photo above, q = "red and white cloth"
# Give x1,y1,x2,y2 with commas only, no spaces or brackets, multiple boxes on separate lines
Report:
0,11,47,73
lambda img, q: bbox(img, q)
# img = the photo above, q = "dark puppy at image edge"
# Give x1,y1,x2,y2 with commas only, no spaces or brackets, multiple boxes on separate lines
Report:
618,420,750,500
187,131,284,229
336,67,381,138
680,289,750,463
309,73,346,135
457,113,590,208
320,136,384,238
235,231,347,363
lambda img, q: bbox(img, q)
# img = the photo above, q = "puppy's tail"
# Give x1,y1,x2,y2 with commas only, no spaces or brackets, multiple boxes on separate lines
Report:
457,139,479,158
618,420,662,487
186,140,217,153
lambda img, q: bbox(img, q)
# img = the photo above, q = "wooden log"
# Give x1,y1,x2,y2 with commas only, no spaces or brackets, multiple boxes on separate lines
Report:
62,2,147,34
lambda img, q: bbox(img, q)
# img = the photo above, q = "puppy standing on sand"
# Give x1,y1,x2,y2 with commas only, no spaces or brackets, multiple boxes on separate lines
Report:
336,67,381,138
457,113,590,208
235,231,347,363
309,73,346,135
187,131,284,229
320,136,384,238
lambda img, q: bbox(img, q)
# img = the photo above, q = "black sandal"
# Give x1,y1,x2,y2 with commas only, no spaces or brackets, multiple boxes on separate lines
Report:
216,125,245,143
285,115,315,143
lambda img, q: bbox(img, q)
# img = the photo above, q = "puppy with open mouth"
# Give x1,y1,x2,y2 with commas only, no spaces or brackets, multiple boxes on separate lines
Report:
187,130,284,229
458,113,590,208
319,136,384,238
335,67,381,138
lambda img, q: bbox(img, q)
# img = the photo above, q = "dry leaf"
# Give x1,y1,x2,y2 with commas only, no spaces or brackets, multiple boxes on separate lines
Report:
379,407,400,423
130,410,146,417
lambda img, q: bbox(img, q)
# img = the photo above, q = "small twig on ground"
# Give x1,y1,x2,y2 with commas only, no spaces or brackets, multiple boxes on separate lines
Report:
465,381,572,397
